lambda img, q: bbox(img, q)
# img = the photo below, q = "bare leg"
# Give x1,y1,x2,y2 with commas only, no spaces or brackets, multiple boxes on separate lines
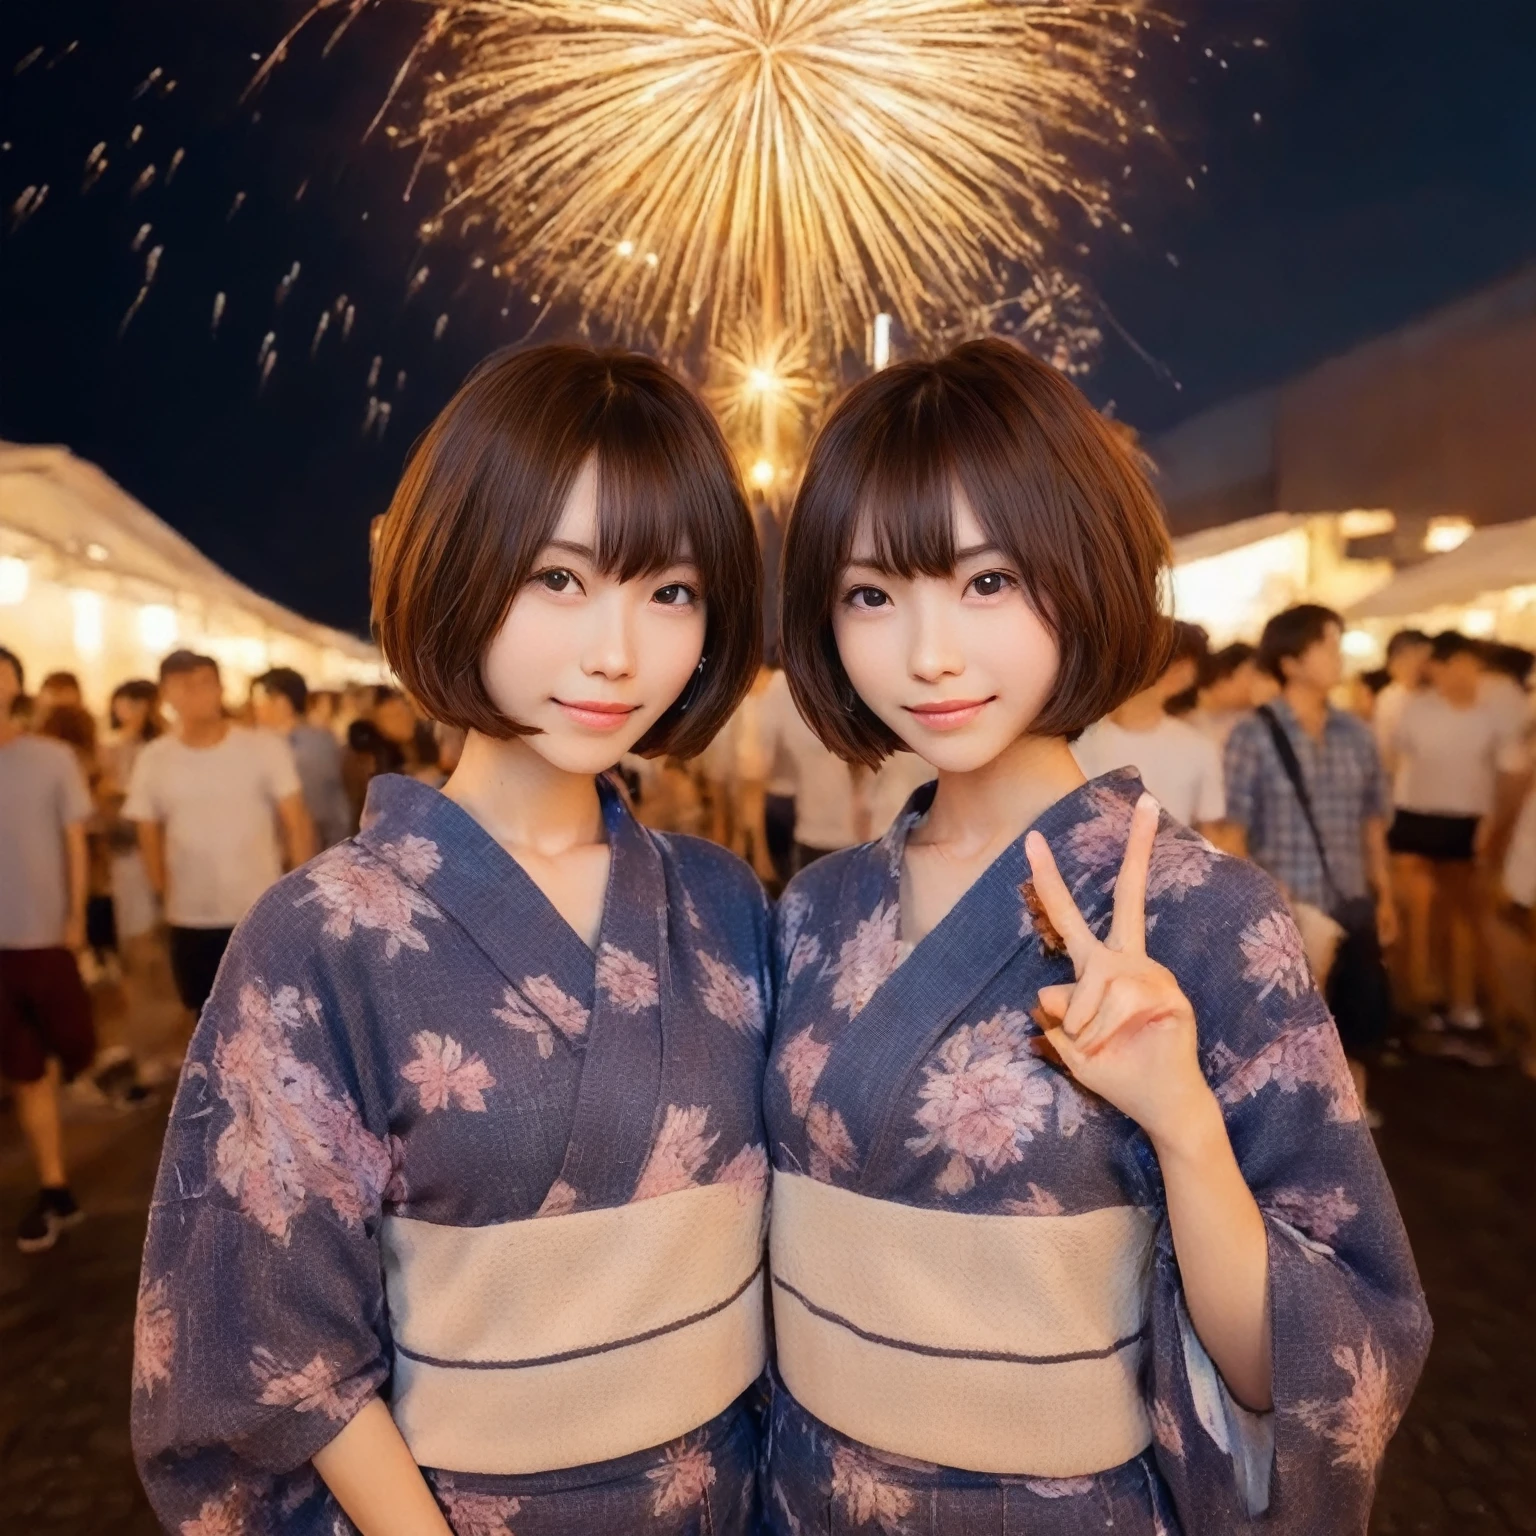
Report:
1439,862,1481,1014
1398,855,1438,1011
13,1061,67,1188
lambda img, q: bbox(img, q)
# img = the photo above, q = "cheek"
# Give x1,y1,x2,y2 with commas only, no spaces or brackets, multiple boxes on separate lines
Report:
480,595,563,707
831,610,896,698
639,605,708,696
982,605,1060,699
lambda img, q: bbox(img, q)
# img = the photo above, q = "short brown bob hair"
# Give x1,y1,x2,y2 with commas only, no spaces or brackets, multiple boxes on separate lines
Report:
781,337,1171,767
373,344,761,758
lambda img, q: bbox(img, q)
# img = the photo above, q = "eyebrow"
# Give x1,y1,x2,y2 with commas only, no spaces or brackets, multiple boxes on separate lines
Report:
542,539,597,559
843,541,1003,571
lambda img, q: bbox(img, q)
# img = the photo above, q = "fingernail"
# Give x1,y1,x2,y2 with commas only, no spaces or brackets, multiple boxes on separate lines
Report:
1137,792,1160,815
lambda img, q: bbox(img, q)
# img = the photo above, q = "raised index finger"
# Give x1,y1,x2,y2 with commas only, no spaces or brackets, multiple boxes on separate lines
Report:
1108,793,1159,953
1023,829,1098,973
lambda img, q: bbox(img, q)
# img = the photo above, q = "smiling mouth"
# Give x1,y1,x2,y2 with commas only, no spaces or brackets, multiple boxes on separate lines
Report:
902,697,994,730
553,699,641,731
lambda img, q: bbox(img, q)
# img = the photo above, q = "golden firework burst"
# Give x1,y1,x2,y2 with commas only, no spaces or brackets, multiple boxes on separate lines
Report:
269,0,1158,363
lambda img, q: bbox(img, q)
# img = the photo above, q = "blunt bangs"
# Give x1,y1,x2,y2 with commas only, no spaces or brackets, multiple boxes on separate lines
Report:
373,343,761,758
781,336,1172,768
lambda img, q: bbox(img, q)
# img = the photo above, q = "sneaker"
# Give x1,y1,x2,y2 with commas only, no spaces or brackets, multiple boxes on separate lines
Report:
1436,1035,1499,1068
16,1187,85,1253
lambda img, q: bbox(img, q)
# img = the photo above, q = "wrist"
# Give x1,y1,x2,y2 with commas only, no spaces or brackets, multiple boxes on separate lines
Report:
1146,1084,1227,1165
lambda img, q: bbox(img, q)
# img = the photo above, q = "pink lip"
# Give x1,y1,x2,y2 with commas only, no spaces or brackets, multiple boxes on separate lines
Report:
555,699,640,731
903,697,993,731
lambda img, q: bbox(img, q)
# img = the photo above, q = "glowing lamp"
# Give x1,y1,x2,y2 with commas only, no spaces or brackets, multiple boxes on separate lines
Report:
0,555,28,605
70,589,105,657
750,459,775,488
1424,517,1472,554
138,603,179,653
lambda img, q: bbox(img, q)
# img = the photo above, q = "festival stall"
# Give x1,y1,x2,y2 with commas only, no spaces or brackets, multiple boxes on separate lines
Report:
0,441,386,709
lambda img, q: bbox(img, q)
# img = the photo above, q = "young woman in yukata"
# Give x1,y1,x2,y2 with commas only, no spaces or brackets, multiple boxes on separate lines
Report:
762,338,1430,1535
132,345,774,1536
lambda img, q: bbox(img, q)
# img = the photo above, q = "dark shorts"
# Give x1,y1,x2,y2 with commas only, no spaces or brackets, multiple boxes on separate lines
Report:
168,926,235,1015
1388,809,1479,862
0,948,96,1084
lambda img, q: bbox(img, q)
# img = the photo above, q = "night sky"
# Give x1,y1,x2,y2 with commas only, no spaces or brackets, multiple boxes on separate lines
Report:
4,0,1535,637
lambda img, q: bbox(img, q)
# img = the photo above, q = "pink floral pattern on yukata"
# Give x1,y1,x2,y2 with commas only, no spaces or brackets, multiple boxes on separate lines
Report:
1001,1182,1064,1216
384,1133,409,1205
179,1484,251,1536
806,1102,857,1180
830,1443,915,1533
831,901,902,1017
647,1437,716,1516
1238,910,1312,1001
250,1346,371,1421
634,1104,719,1201
296,842,441,959
1151,1396,1185,1459
212,982,391,1245
1296,1338,1399,1477
1265,1185,1360,1245
786,931,822,984
536,1178,579,1217
1067,788,1218,900
906,1009,1055,1195
682,888,704,931
400,1031,496,1113
596,943,660,1012
493,977,589,1059
778,1027,832,1117
1210,1023,1362,1124
716,1142,770,1205
132,1274,176,1395
777,886,812,966
696,950,765,1035
438,1488,521,1536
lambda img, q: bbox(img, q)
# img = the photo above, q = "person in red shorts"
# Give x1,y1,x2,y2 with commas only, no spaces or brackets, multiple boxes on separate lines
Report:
0,645,97,1251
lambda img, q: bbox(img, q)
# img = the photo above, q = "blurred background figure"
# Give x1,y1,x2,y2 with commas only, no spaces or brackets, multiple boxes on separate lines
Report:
252,666,352,849
1187,640,1273,749
35,670,84,719
1386,631,1530,1057
1073,619,1230,843
124,651,314,1025
755,664,860,875
0,645,96,1252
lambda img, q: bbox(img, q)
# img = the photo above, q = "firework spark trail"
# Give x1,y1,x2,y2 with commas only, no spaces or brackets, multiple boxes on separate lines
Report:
262,0,1159,363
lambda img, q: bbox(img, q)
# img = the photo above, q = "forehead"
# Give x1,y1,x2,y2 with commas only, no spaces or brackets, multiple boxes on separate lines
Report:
545,455,696,568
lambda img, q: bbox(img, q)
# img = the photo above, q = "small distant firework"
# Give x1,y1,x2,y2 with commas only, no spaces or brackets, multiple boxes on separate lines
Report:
275,260,301,305
129,163,156,198
211,291,227,334
311,310,332,355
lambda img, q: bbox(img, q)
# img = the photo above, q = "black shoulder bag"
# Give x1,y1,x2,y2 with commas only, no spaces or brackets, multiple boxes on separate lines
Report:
1255,706,1392,1054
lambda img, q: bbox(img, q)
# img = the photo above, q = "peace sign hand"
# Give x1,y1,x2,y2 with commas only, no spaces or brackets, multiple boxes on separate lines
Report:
1027,793,1217,1150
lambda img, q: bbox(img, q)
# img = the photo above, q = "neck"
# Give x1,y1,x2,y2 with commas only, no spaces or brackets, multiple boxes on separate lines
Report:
179,717,228,748
443,730,604,856
1108,687,1167,731
1283,679,1328,726
918,732,1085,862
0,714,21,746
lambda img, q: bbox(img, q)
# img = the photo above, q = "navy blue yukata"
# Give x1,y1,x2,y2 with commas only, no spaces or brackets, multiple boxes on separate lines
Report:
132,773,773,1536
763,769,1430,1536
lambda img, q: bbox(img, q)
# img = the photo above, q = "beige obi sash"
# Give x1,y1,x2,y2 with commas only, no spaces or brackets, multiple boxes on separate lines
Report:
383,1182,766,1474
770,1171,1155,1477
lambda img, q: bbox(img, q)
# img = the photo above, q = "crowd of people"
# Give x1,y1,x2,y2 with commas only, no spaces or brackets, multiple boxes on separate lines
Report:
3,597,1534,1252
0,643,462,1250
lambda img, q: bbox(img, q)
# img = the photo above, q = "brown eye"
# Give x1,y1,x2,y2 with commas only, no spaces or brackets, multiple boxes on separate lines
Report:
653,582,699,607
539,569,576,593
847,586,890,609
968,571,1013,597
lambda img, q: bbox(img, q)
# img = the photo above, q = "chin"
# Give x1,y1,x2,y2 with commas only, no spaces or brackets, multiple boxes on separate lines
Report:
524,729,643,777
892,726,1014,776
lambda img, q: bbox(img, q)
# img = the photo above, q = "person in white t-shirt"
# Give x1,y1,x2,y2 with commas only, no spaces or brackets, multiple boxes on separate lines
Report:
756,665,859,872
125,651,314,1018
1184,641,1274,752
1373,628,1431,797
1073,621,1228,839
1388,631,1530,1040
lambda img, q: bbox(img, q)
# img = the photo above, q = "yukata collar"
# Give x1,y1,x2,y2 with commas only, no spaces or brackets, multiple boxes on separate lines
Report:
357,772,672,1200
813,768,1147,1190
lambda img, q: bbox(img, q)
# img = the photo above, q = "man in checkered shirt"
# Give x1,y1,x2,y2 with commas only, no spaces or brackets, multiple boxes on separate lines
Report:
1224,605,1397,1112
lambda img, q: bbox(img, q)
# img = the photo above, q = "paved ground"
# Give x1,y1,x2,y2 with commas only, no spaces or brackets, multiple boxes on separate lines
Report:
0,1054,1531,1533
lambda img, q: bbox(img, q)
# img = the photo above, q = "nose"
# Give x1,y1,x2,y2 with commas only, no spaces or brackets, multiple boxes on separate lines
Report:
906,586,965,684
581,588,638,682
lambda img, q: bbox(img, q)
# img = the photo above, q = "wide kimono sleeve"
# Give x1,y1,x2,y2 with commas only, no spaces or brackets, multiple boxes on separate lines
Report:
131,875,397,1535
1142,855,1431,1535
